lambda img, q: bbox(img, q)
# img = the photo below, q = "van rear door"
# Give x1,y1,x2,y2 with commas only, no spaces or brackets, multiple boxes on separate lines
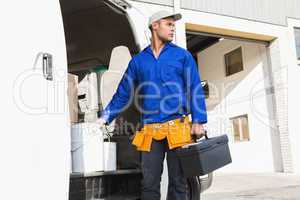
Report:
0,1,70,200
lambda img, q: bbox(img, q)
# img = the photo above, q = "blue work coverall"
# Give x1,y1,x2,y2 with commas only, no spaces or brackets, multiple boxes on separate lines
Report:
101,41,207,200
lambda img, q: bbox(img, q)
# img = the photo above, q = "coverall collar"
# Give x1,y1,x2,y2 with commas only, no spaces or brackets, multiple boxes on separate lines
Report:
144,41,176,59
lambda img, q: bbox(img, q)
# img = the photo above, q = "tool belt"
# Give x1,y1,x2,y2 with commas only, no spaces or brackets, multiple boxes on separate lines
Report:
131,115,193,152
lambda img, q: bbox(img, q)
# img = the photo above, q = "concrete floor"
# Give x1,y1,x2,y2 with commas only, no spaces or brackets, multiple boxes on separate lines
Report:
201,172,300,200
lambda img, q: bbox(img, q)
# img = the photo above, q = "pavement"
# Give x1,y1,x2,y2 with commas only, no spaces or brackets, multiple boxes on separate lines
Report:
201,172,300,200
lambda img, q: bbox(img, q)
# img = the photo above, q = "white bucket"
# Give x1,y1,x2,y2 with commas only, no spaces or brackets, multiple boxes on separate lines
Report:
71,123,104,173
103,142,117,171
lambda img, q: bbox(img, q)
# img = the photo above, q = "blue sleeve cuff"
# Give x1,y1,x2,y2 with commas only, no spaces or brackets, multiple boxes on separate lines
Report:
100,109,111,124
191,117,207,124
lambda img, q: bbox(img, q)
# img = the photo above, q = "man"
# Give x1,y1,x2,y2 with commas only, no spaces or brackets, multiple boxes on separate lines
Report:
98,10,207,200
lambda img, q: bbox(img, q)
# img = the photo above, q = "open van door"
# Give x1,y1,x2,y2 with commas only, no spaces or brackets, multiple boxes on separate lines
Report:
103,0,151,51
0,1,70,200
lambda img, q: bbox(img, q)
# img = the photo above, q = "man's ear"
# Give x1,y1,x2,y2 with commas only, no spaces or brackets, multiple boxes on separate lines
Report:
152,20,160,30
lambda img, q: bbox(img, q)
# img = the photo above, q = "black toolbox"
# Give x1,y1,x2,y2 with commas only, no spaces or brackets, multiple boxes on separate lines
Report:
176,133,232,177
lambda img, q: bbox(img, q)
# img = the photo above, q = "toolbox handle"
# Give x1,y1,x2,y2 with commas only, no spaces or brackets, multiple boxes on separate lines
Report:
192,130,208,142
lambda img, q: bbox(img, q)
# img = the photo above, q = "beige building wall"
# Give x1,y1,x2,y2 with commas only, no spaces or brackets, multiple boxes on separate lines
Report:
197,39,281,172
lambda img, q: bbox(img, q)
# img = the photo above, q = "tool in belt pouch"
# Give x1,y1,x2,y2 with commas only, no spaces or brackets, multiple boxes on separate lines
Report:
131,115,193,151
175,131,232,177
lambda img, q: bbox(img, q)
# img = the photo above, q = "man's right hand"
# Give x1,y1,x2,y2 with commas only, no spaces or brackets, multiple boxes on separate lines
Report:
96,117,107,128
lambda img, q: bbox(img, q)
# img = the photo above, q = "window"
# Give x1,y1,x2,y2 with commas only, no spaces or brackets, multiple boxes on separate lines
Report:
224,47,244,76
294,28,300,60
230,114,250,142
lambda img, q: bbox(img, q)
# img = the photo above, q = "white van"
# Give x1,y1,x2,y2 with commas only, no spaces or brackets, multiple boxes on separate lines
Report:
0,0,212,199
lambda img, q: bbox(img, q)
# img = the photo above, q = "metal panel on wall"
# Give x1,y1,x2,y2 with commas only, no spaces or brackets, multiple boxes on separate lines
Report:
181,0,299,26
286,0,300,21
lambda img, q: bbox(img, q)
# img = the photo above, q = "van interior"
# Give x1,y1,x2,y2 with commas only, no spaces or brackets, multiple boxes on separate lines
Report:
60,0,139,72
60,0,143,199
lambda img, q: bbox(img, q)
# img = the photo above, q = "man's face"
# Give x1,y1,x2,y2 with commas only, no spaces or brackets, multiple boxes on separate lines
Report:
152,17,175,42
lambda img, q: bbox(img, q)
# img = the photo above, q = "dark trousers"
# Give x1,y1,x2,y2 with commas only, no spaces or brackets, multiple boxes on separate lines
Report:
141,138,188,200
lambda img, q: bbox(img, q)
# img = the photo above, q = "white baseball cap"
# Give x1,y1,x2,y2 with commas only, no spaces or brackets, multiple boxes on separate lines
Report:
148,10,182,29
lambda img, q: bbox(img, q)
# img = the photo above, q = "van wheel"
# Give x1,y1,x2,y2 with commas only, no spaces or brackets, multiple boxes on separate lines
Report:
187,177,201,200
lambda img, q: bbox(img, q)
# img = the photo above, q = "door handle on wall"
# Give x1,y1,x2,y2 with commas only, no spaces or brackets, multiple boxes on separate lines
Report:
33,52,53,81
42,53,53,81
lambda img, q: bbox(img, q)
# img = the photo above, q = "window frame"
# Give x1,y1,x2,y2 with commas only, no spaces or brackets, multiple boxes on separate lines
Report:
294,27,300,64
230,114,250,142
224,46,244,76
